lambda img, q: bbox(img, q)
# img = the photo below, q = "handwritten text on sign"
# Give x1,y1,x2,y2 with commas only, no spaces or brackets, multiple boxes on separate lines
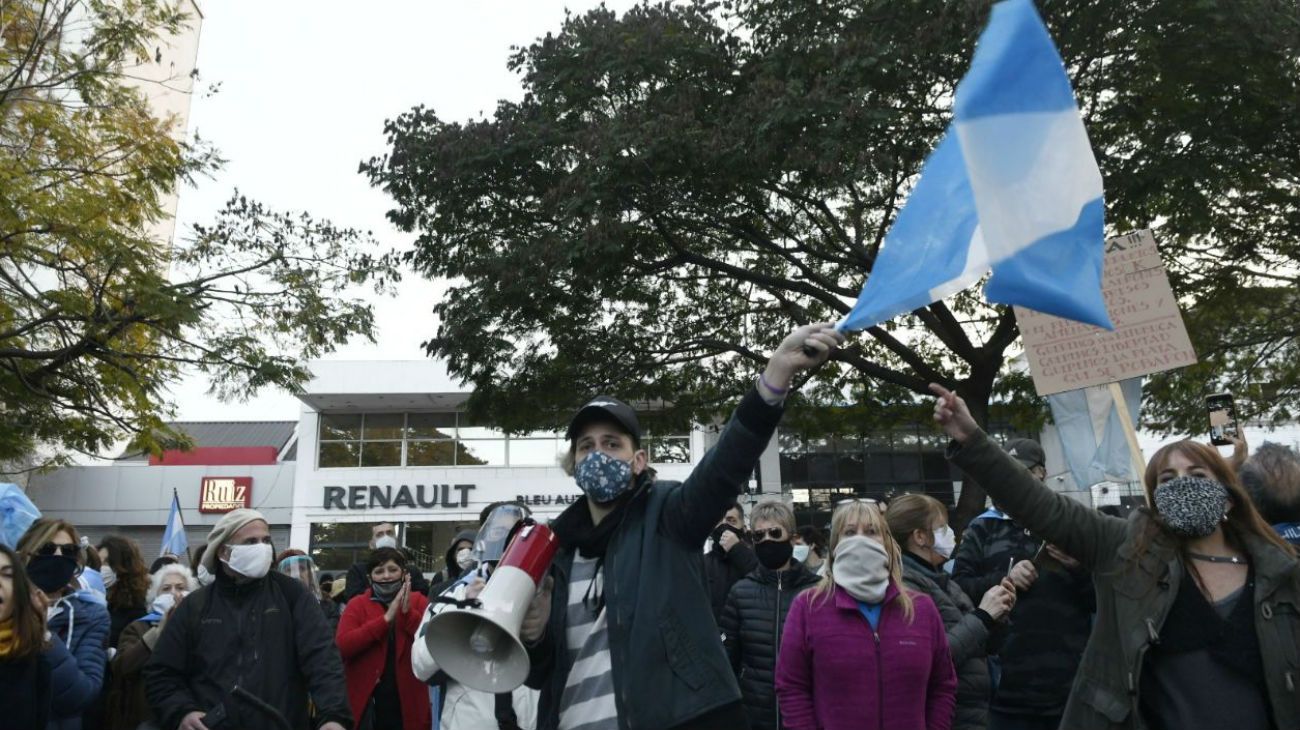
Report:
1016,230,1197,396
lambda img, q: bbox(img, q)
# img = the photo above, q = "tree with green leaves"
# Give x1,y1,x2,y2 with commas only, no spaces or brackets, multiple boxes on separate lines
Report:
364,0,1300,522
1,0,400,467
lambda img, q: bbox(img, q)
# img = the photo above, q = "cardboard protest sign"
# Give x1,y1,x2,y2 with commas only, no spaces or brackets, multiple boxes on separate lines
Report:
1016,229,1197,397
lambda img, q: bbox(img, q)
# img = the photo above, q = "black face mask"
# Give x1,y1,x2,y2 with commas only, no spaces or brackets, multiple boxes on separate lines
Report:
711,524,744,547
755,540,794,570
370,577,403,603
27,554,80,594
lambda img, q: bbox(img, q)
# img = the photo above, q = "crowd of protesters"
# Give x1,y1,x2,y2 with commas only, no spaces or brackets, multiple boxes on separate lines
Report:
1,323,1298,730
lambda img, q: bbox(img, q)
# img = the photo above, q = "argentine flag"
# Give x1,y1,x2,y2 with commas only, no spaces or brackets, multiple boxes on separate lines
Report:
840,0,1113,331
160,490,188,558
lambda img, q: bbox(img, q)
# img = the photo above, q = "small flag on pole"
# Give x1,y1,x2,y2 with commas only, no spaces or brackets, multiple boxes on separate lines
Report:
161,489,188,558
839,0,1113,332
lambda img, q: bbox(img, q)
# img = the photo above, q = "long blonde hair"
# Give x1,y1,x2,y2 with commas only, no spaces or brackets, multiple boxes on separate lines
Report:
811,500,915,622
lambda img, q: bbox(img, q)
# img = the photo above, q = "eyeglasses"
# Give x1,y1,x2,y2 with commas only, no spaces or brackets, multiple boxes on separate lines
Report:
752,527,787,542
36,542,79,558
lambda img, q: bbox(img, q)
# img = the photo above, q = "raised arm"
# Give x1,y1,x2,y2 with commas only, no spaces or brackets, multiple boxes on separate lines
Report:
931,384,1127,571
662,323,844,546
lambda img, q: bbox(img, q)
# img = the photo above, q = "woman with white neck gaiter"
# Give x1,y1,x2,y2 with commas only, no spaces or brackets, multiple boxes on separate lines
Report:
774,499,958,730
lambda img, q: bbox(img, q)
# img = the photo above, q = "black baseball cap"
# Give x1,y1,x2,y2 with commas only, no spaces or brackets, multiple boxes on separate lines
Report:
1004,438,1045,469
566,395,642,446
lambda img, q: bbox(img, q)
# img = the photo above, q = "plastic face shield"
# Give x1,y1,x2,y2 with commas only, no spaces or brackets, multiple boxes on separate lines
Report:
474,505,528,565
278,555,320,597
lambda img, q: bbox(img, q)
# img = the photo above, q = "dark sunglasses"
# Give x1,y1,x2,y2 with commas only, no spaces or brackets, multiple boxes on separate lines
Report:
753,527,788,542
37,542,79,558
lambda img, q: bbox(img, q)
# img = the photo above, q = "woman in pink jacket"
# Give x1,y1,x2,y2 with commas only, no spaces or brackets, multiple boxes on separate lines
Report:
775,499,957,730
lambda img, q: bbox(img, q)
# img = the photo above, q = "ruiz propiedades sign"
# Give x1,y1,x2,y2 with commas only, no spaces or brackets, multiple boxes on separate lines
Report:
199,477,253,513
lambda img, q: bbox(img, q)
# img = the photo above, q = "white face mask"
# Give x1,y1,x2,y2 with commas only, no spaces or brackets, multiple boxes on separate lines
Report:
100,565,117,589
456,547,476,571
931,525,957,561
151,591,185,616
374,535,398,550
832,536,891,604
196,564,214,586
222,543,273,580
792,544,811,563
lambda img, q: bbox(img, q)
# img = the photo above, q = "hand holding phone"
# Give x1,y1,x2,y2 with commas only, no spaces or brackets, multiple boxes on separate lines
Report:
1206,393,1238,447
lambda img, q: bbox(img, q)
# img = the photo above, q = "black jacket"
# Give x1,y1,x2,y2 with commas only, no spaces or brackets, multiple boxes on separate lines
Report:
719,560,820,730
704,540,759,625
106,602,146,650
900,551,997,730
525,387,783,730
143,569,352,730
319,596,342,636
343,553,430,604
953,508,1095,716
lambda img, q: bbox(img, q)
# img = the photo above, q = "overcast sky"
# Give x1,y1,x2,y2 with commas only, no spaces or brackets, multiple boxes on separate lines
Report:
165,0,636,422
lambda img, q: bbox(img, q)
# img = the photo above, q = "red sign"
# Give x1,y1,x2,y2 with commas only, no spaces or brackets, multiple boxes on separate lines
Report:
199,477,253,513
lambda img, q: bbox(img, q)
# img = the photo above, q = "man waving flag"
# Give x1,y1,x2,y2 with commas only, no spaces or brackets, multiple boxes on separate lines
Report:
840,0,1113,332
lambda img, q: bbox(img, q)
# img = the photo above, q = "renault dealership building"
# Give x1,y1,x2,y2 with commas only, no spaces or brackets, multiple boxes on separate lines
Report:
25,360,779,574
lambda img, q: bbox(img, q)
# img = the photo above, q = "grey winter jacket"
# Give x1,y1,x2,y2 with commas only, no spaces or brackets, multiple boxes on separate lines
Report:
949,429,1300,730
900,551,994,730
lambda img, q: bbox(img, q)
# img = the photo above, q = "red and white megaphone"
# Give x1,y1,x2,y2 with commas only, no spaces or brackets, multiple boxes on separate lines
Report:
424,520,559,693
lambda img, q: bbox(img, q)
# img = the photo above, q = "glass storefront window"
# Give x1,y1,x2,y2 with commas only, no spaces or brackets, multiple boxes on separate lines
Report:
320,414,362,440
407,439,456,467
309,522,374,572
318,441,361,468
407,412,456,439
363,413,405,440
315,412,691,469
360,440,402,467
458,439,505,466
649,436,691,464
510,438,562,466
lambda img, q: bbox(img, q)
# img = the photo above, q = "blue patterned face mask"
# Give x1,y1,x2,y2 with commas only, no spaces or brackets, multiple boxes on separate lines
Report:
575,450,635,504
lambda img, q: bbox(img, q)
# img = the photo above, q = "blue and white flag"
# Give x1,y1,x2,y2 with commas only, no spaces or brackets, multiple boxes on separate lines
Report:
160,490,188,558
1048,377,1142,489
840,0,1112,331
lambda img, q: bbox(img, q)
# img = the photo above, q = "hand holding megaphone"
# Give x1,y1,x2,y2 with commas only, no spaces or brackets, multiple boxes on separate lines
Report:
520,575,553,644
424,520,560,693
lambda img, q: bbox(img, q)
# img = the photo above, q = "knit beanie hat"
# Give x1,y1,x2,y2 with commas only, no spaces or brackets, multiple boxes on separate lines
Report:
202,508,268,572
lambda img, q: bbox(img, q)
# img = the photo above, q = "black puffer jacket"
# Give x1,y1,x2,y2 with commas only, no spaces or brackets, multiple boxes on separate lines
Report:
900,551,998,730
719,560,821,730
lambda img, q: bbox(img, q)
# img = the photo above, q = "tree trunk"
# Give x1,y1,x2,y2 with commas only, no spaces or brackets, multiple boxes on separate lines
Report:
950,376,993,535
